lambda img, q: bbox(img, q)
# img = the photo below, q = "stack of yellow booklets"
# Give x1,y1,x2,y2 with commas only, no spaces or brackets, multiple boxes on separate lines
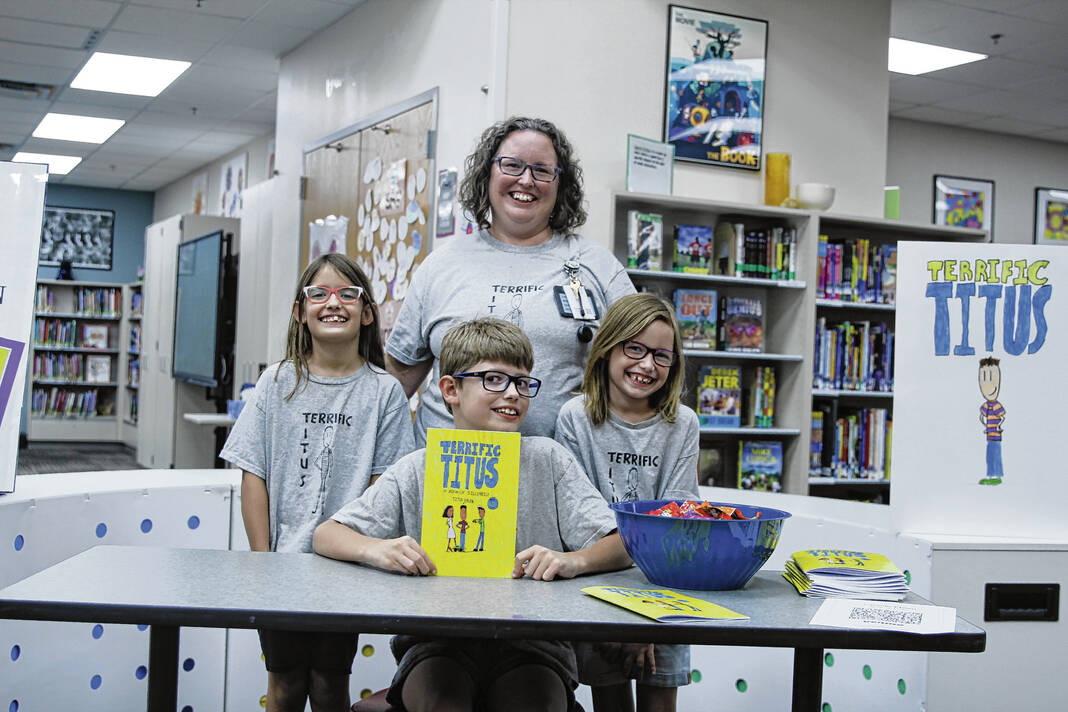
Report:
420,428,521,578
783,549,908,601
582,586,748,623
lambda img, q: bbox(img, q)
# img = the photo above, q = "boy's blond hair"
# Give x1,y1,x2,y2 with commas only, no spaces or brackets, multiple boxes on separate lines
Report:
439,318,535,412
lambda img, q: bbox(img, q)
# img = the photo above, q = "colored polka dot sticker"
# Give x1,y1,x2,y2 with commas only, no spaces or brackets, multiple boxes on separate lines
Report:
9,645,19,662
187,516,200,530
90,674,102,690
259,695,267,708
137,624,149,631
136,666,147,680
10,701,19,712
904,569,912,586
181,706,193,712
96,523,107,538
361,644,375,657
140,519,153,533
92,624,104,639
360,689,373,699
691,669,702,683
898,678,907,695
735,679,747,693
13,535,24,551
862,664,872,680
182,658,195,672
824,652,834,667
822,704,832,712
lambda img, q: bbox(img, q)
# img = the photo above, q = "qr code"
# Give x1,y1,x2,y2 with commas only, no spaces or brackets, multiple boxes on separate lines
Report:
849,607,923,626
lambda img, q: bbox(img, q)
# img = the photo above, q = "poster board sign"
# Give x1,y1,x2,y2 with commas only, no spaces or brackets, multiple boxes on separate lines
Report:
892,242,1065,538
0,161,48,492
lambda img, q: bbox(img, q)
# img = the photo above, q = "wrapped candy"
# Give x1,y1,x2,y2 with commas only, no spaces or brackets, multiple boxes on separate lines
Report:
647,500,760,520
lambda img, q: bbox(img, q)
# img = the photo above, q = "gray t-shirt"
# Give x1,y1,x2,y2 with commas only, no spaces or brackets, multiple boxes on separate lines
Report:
331,435,617,554
220,361,416,553
386,229,635,445
554,395,700,503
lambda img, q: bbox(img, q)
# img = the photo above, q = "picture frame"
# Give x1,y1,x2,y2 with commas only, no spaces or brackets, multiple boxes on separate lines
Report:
39,206,115,270
663,4,768,171
932,175,994,238
1033,187,1068,246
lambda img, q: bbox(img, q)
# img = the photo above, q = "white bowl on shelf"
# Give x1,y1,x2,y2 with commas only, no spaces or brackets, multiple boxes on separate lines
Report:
797,183,835,211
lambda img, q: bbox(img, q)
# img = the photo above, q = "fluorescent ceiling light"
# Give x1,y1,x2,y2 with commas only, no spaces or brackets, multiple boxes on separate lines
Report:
889,38,987,75
12,152,82,175
71,52,191,97
33,113,125,144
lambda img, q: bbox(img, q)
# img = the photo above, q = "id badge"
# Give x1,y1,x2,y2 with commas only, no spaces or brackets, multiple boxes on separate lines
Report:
553,285,598,320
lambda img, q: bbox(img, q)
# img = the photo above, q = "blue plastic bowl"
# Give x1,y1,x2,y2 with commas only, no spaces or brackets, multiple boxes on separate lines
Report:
610,500,791,591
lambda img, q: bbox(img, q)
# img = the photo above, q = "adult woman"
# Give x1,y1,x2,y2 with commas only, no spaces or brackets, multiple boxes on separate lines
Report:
386,116,635,444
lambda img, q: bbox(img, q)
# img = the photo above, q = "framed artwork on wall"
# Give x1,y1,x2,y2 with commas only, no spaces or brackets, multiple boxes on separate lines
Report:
38,206,115,270
663,4,768,171
933,175,994,239
1034,187,1068,245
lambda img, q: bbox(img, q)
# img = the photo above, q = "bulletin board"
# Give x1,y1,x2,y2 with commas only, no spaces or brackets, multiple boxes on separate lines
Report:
892,241,1065,539
302,89,438,334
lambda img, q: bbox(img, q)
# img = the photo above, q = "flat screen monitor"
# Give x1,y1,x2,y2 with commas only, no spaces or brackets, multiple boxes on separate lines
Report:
172,230,228,388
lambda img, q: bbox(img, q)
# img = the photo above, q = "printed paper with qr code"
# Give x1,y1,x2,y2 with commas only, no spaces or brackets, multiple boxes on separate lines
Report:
809,598,957,634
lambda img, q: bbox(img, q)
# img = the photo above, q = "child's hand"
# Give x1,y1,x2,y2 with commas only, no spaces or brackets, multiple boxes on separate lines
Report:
368,536,436,576
595,642,656,677
512,545,579,580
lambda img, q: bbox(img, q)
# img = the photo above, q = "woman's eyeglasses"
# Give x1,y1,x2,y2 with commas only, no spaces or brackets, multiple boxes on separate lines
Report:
620,340,677,368
452,370,542,398
492,156,562,183
302,285,364,304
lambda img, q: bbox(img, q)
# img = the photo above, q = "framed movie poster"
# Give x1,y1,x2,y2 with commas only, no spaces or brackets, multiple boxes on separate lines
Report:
933,175,994,239
663,5,768,170
38,206,115,270
1034,187,1068,246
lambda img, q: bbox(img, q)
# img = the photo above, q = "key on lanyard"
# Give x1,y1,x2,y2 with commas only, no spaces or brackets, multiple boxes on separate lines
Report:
563,260,595,320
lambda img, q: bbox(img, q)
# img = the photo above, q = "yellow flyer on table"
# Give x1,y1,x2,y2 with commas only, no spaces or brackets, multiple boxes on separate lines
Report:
791,549,903,576
421,428,520,578
582,586,749,623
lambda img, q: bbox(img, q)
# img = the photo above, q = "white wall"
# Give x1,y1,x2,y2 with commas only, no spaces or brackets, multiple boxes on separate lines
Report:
505,0,892,241
152,133,274,222
887,117,1068,244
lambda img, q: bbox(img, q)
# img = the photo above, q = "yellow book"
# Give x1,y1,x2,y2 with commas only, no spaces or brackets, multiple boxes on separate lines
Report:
581,586,748,623
420,428,521,578
790,549,903,577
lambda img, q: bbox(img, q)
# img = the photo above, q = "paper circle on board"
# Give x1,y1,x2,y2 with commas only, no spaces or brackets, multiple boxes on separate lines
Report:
406,199,420,224
357,203,366,227
392,275,408,300
416,167,427,194
364,189,373,211
357,257,372,276
364,156,382,184
370,209,380,232
407,176,416,201
382,256,397,282
410,229,422,252
388,218,397,243
398,217,408,241
372,276,388,304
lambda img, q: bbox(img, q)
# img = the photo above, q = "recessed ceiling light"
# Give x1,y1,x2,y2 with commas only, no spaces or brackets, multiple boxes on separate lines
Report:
71,51,191,97
33,113,125,144
888,38,987,75
12,152,82,175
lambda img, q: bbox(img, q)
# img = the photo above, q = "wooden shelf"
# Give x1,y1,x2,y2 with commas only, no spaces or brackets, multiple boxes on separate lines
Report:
815,298,895,312
813,389,894,399
685,349,803,362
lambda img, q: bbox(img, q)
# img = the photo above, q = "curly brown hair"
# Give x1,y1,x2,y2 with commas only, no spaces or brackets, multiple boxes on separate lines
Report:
458,116,587,235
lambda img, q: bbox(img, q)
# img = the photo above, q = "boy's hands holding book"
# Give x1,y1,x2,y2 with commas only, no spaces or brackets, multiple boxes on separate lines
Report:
367,535,437,576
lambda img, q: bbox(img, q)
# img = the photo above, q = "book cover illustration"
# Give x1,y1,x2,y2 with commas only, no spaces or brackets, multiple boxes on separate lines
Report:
737,439,782,492
627,210,663,270
85,354,111,384
697,364,741,427
720,296,764,352
748,365,775,427
673,224,714,274
698,445,726,486
581,585,748,623
81,324,109,350
420,428,521,578
674,289,717,349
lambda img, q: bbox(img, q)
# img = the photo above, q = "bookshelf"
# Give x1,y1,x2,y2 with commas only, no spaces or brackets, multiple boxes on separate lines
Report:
28,280,128,442
611,192,816,495
808,212,987,503
121,282,143,448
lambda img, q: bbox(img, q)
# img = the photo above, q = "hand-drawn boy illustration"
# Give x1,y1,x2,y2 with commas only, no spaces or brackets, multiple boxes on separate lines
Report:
457,504,469,552
978,357,1005,485
312,425,335,514
443,505,456,551
505,293,524,330
473,506,486,552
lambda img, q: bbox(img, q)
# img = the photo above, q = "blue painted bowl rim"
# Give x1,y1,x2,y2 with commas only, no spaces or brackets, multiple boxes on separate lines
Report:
609,499,792,522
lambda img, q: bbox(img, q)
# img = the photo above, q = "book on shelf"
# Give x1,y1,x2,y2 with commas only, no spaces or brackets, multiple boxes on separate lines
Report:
813,318,893,392
85,354,111,384
626,210,663,270
782,549,908,601
420,428,520,578
733,224,797,280
674,288,718,349
581,585,748,623
81,324,110,350
698,445,727,486
746,365,775,428
737,440,783,492
817,237,898,304
826,408,891,480
712,222,737,276
130,291,144,316
697,364,741,427
810,407,831,475
673,224,714,274
719,295,764,353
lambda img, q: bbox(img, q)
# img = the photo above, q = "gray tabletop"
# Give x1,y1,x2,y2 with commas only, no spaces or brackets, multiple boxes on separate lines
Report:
0,545,985,653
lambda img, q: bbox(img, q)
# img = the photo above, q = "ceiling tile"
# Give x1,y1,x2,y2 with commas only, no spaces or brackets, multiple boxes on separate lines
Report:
111,5,245,42
960,116,1062,136
922,56,1058,87
55,88,154,112
107,131,204,152
49,100,138,121
200,44,281,72
889,75,984,104
0,96,52,114
0,108,46,132
892,104,991,124
1032,127,1068,144
129,0,270,20
893,0,1063,55
19,136,97,154
0,0,121,27
149,99,246,121
226,21,311,53
253,0,352,30
929,90,1018,116
0,40,86,69
78,155,158,174
64,174,127,188
93,29,216,62
1003,0,1068,25
0,59,74,85
0,18,95,48
1004,39,1068,70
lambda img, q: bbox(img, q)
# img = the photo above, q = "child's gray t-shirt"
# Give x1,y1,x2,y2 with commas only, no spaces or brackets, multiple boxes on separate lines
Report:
220,361,416,553
386,229,635,445
554,395,700,503
330,435,617,554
